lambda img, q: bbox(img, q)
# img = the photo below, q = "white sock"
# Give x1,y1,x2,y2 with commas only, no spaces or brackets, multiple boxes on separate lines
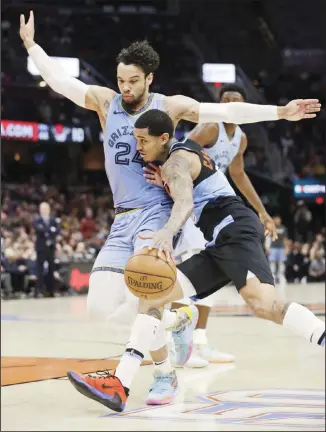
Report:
282,302,325,345
194,328,208,345
115,314,160,389
154,357,173,374
163,309,177,329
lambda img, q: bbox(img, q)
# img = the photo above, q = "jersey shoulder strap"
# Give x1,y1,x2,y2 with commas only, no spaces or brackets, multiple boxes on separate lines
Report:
168,139,216,187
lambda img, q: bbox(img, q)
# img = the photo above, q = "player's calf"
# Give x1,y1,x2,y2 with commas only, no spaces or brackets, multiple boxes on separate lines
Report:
240,277,325,347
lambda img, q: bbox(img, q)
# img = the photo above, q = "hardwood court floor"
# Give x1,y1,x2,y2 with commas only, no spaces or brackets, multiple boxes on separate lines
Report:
1,283,325,431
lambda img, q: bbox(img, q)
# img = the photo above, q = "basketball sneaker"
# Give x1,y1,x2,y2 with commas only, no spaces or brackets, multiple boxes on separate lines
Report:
146,370,179,405
197,344,235,363
67,370,128,412
168,305,199,365
169,342,208,368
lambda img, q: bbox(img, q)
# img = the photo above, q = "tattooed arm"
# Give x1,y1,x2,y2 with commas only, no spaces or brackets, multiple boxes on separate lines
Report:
160,152,195,236
139,150,199,261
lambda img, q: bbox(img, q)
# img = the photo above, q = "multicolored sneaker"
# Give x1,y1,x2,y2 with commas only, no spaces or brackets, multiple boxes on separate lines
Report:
67,370,128,412
146,370,179,405
169,305,199,365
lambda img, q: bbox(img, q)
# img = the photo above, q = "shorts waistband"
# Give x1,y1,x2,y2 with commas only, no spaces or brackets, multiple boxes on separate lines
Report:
115,207,138,216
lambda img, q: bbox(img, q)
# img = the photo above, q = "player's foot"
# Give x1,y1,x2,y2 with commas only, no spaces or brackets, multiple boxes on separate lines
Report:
67,370,128,412
170,305,199,365
146,370,179,405
184,348,209,368
198,344,235,363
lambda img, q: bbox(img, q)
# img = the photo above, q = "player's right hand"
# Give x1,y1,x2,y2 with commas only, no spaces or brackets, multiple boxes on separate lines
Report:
20,10,35,49
143,163,164,188
259,212,278,241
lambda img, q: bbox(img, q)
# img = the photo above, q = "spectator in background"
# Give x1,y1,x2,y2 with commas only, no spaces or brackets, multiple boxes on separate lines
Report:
79,207,96,240
266,216,288,284
34,202,60,297
1,248,27,296
286,242,305,283
294,201,312,243
308,247,325,282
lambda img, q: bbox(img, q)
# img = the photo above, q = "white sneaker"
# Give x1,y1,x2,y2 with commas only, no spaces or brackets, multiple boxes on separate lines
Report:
185,347,209,368
198,345,235,363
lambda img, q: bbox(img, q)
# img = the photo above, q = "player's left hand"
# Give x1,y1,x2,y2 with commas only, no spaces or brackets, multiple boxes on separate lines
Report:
139,228,174,262
143,163,163,187
282,99,321,121
259,212,277,241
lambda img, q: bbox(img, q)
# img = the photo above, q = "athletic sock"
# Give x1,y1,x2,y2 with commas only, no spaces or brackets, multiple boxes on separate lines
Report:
193,328,208,345
282,302,325,346
154,357,174,374
115,314,160,390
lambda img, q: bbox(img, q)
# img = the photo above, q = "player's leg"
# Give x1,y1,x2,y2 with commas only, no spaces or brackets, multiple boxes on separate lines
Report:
209,218,325,349
113,204,198,407
268,247,278,282
171,220,234,366
67,210,141,412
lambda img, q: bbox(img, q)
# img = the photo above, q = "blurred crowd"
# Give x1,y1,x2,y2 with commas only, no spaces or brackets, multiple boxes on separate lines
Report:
1,178,114,298
1,3,324,298
1,180,324,299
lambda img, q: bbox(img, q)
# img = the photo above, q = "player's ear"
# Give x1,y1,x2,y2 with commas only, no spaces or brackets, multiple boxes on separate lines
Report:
146,73,153,86
161,132,169,146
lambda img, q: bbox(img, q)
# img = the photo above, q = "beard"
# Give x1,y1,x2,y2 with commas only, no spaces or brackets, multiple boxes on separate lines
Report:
121,84,147,112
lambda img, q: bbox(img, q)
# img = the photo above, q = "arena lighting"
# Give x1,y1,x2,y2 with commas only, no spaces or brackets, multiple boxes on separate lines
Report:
39,81,47,87
202,63,236,83
27,56,80,78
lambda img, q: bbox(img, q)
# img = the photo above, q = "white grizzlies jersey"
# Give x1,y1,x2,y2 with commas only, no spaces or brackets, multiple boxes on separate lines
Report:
174,123,242,257
205,122,242,173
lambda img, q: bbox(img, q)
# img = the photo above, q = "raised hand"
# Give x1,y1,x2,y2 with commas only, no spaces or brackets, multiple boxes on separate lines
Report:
282,99,321,121
20,10,35,49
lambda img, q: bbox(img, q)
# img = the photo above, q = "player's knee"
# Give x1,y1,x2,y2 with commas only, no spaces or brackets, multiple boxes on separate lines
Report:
87,270,125,321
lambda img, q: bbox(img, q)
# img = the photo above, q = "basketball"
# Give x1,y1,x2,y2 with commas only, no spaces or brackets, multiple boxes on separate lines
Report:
124,247,177,300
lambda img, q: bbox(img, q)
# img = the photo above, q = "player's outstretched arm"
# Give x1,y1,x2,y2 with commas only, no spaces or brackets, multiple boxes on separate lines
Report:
20,11,116,115
166,95,321,124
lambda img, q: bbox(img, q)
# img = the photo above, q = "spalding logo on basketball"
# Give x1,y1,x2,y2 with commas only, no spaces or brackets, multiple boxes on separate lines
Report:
124,247,176,299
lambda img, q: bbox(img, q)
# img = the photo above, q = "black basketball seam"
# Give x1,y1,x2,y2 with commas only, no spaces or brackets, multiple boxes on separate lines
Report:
125,269,173,280
128,252,177,277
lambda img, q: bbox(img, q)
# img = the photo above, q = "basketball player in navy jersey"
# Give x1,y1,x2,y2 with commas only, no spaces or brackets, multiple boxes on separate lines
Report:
20,11,321,412
144,84,277,367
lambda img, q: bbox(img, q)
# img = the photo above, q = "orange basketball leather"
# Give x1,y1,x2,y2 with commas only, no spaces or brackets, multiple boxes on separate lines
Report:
124,247,176,300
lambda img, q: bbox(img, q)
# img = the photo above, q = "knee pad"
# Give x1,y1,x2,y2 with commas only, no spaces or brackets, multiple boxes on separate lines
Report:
87,270,128,321
194,293,214,308
149,320,168,352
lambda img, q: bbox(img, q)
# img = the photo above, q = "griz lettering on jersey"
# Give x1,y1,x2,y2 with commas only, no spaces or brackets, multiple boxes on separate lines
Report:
127,277,163,290
107,126,134,147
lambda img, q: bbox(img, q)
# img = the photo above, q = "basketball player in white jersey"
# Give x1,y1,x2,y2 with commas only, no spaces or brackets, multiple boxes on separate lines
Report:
20,11,321,412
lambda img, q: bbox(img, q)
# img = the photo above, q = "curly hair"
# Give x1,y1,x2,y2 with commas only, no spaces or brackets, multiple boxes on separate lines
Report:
219,84,247,102
116,40,160,76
